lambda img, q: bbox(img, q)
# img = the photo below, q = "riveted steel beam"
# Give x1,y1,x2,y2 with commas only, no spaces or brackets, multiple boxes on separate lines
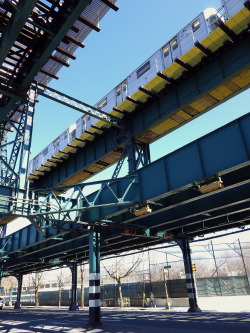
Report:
0,0,39,67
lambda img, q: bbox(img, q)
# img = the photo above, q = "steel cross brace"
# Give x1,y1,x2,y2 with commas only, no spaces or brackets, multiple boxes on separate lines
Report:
0,85,36,190
37,83,123,129
28,176,139,222
112,133,151,178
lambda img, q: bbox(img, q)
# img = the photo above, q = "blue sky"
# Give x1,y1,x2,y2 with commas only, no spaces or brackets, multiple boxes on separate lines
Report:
32,0,249,164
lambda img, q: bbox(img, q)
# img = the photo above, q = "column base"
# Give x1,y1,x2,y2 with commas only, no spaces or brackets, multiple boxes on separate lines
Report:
88,306,102,328
188,306,202,313
69,302,79,311
87,320,102,329
14,301,22,309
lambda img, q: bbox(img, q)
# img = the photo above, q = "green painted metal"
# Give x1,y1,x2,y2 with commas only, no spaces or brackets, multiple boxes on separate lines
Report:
89,230,101,326
1,85,36,191
18,85,36,191
0,0,39,67
27,176,139,222
37,84,122,128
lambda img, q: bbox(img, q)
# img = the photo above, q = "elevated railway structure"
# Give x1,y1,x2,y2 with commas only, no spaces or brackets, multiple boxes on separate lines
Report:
26,3,250,191
0,0,119,198
0,0,250,325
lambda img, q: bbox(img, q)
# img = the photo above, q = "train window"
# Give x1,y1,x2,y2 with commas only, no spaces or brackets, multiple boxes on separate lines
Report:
97,98,107,109
136,61,150,79
42,147,48,156
53,137,59,145
192,19,200,32
171,38,178,50
63,130,67,140
116,85,121,96
122,80,127,92
162,45,170,57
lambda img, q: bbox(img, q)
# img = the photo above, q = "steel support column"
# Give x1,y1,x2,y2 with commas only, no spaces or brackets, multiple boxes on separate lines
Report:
18,84,36,192
176,238,201,313
69,262,79,311
88,230,101,327
14,274,23,309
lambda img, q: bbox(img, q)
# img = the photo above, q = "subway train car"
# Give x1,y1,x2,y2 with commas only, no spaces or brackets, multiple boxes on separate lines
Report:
29,124,76,174
29,0,248,176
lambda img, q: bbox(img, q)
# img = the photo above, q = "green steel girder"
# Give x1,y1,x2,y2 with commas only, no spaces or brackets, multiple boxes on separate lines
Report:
129,37,250,139
0,175,139,233
28,175,139,222
2,111,250,276
0,0,39,67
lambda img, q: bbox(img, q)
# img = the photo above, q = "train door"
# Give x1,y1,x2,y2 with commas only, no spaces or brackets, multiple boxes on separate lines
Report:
53,137,60,155
170,36,181,61
116,80,128,106
178,22,198,55
162,43,172,68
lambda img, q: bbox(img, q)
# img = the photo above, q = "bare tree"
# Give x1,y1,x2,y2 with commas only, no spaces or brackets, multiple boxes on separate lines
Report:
102,256,141,308
1,276,18,306
56,268,66,308
31,272,44,307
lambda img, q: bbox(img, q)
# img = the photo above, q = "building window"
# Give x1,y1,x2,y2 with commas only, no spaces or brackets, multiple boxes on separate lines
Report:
136,61,150,79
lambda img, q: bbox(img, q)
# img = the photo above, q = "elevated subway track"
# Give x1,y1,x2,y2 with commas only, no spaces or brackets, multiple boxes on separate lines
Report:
2,111,250,275
28,6,250,189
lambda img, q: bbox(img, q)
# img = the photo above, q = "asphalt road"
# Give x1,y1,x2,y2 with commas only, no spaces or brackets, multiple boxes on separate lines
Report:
0,307,250,333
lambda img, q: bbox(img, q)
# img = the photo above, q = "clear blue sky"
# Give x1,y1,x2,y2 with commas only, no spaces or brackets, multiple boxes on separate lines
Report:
32,0,249,165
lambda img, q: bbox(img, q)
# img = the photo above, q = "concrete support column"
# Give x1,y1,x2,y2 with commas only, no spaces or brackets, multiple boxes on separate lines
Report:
88,230,101,328
176,238,201,313
14,274,23,309
69,262,79,311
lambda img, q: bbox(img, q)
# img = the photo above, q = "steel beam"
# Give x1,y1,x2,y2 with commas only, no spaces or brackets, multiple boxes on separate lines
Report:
21,0,92,90
14,274,23,309
0,0,38,67
69,262,79,311
37,84,122,128
2,112,250,275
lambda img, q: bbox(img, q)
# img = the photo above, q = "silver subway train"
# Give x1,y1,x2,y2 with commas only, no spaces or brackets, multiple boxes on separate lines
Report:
29,0,248,176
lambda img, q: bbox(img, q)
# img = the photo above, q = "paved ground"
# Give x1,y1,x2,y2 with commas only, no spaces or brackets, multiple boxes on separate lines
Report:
0,306,250,333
